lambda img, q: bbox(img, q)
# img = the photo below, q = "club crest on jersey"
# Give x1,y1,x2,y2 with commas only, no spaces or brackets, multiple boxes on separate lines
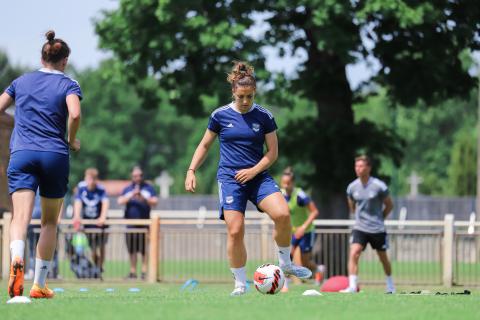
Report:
252,123,260,132
226,196,234,204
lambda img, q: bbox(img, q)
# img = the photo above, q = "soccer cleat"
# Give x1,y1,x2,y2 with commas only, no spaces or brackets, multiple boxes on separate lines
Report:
340,286,359,293
8,257,25,298
386,287,396,294
29,284,54,299
280,264,312,279
230,286,247,296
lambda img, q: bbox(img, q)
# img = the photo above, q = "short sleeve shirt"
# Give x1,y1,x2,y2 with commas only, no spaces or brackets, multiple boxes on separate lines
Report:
74,181,107,220
208,103,277,181
121,183,157,220
5,68,82,155
346,177,389,233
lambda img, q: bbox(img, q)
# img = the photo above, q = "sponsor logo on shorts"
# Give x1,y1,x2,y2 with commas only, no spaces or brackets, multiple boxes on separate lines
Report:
226,196,234,204
227,123,234,128
252,123,260,132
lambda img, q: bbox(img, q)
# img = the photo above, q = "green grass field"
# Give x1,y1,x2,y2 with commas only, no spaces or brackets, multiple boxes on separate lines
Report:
1,282,478,320
54,259,480,286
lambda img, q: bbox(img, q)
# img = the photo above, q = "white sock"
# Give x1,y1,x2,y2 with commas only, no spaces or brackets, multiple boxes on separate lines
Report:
277,245,291,267
10,240,25,261
34,258,52,288
317,265,325,273
230,267,247,288
386,275,395,289
349,275,358,289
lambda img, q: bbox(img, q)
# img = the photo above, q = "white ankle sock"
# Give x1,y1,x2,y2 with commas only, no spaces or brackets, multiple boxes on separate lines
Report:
230,267,247,288
386,275,395,289
277,245,291,267
34,258,52,287
349,275,358,289
10,240,25,261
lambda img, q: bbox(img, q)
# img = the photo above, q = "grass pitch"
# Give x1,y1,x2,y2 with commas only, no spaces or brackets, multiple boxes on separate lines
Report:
1,282,478,320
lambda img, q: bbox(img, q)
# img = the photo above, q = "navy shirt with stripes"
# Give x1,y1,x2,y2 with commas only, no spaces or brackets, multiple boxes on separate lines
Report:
208,103,277,181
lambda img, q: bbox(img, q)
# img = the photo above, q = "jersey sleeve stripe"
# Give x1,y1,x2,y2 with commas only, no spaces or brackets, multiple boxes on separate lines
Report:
254,104,274,119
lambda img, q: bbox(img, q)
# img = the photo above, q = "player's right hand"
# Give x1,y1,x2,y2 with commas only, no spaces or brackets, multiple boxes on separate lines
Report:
69,139,81,152
185,171,196,193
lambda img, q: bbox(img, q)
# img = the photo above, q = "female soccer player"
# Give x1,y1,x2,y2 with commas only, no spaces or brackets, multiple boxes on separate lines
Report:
280,167,324,292
185,61,311,296
0,30,82,299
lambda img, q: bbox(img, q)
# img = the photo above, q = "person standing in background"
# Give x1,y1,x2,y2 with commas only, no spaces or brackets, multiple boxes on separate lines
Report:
73,168,109,274
341,155,395,294
118,166,158,280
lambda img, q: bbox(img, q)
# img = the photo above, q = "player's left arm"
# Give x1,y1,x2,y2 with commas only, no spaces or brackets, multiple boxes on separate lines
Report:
98,198,110,226
383,196,394,218
235,131,278,184
295,200,319,238
145,186,159,208
0,92,13,113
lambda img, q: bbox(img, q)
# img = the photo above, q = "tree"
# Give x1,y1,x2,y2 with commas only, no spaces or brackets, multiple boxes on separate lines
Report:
96,1,480,217
355,89,478,196
71,61,221,193
0,52,23,91
447,129,476,196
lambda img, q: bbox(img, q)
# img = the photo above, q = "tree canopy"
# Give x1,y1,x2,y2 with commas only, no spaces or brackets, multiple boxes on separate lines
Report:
94,1,480,215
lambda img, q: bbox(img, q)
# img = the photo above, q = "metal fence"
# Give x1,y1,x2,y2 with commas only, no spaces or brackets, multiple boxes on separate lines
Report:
1,212,479,286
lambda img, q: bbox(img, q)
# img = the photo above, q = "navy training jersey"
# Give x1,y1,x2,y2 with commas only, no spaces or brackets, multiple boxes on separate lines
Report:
207,103,277,181
74,181,107,220
5,68,83,155
121,183,157,220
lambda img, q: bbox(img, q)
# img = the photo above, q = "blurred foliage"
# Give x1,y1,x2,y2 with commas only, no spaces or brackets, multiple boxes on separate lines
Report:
95,0,480,210
354,89,478,196
0,52,25,92
70,61,220,193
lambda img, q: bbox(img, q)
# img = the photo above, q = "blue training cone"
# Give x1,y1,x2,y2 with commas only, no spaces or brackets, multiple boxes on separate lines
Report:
180,279,199,291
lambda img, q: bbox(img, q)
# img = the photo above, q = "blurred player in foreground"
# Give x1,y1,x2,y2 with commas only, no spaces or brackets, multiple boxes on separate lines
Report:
185,61,311,296
0,30,82,298
341,155,395,293
280,167,324,292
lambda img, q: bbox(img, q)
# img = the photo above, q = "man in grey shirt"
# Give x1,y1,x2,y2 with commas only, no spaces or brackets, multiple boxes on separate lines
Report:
340,155,395,293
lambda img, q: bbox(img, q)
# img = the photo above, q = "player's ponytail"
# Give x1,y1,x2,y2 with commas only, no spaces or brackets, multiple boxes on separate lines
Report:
227,61,256,90
41,30,71,64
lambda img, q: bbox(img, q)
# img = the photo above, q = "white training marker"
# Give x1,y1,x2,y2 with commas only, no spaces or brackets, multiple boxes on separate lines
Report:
106,288,115,293
302,289,323,296
128,288,141,293
7,296,32,304
53,288,64,293
79,288,89,292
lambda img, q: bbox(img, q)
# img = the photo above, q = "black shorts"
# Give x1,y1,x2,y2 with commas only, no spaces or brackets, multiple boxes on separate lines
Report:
125,233,147,255
86,231,108,249
351,229,389,251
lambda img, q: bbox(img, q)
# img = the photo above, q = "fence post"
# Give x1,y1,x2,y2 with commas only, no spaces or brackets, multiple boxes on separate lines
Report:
2,212,12,280
442,214,454,287
261,217,269,261
148,216,160,283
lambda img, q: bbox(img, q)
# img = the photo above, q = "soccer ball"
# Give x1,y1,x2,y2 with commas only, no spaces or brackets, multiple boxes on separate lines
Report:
253,264,285,294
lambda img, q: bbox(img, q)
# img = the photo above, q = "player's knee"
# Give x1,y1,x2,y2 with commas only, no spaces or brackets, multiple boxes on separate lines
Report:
227,225,244,240
273,210,290,226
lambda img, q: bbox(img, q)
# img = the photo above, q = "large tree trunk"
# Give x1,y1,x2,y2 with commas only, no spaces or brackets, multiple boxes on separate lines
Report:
300,29,355,276
0,113,13,215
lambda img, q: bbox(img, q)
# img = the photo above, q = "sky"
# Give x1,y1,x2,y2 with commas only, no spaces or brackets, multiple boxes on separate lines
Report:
0,0,373,89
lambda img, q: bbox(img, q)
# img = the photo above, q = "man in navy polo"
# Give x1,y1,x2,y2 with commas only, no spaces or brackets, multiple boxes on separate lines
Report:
118,166,158,279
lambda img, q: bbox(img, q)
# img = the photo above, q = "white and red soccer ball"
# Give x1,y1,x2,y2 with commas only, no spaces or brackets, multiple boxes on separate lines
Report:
253,264,285,294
